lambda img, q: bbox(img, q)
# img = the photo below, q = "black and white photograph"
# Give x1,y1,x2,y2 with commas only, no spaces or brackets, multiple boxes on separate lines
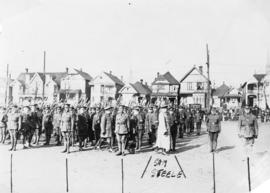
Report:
0,0,270,193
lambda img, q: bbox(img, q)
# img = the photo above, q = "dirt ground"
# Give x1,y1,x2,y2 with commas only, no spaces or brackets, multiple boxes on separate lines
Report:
0,121,270,193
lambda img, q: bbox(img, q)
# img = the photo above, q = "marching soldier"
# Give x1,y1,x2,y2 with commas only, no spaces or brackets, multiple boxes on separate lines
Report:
53,106,62,145
0,107,8,144
60,104,74,153
98,106,113,152
115,105,130,156
194,109,202,136
238,106,259,157
33,107,42,145
76,106,89,151
206,107,222,153
42,106,53,145
7,105,21,151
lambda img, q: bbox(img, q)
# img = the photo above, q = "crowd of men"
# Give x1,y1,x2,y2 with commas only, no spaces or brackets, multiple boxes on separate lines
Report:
0,102,205,155
0,102,260,157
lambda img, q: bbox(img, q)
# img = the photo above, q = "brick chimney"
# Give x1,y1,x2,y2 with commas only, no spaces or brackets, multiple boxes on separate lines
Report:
199,66,203,74
25,68,30,85
140,79,143,84
157,72,160,78
66,67,69,73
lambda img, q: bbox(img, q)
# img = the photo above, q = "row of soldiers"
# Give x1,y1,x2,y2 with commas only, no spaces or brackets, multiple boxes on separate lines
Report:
0,103,204,155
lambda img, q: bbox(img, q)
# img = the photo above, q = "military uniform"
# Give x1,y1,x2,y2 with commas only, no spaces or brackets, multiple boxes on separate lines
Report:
206,111,222,152
76,112,88,150
53,111,62,145
168,110,178,151
42,112,53,145
135,111,145,151
98,110,113,151
7,111,21,151
0,111,8,143
239,112,258,156
92,112,102,144
115,111,129,155
21,112,34,147
194,111,202,135
178,109,186,138
61,110,74,153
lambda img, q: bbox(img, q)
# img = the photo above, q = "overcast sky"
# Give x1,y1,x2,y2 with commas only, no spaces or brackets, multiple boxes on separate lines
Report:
0,0,270,87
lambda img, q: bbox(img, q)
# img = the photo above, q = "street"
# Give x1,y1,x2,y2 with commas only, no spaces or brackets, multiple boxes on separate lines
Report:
0,121,269,193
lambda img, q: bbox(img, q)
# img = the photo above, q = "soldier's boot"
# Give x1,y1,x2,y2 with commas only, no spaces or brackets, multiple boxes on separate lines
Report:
2,129,7,144
9,136,14,151
121,139,126,156
22,137,27,149
116,142,122,156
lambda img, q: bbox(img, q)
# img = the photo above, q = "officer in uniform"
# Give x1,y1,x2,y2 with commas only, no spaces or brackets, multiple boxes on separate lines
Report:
178,106,186,138
238,106,259,157
0,107,8,144
87,107,96,146
21,106,33,148
60,104,74,153
7,105,21,151
53,106,62,145
30,104,40,145
42,106,53,145
150,105,159,145
168,106,178,152
145,106,153,146
135,106,145,152
92,106,102,146
185,109,192,136
115,105,130,156
76,106,89,151
206,107,222,153
98,106,113,152
194,109,202,136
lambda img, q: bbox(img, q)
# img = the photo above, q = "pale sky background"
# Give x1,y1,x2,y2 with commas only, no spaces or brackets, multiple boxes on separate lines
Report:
0,0,270,87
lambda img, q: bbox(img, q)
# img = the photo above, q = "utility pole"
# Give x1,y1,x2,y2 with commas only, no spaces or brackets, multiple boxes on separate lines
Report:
206,44,211,110
5,64,9,107
42,51,46,100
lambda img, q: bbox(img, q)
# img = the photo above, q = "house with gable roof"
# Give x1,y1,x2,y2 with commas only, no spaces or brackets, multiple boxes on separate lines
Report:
60,68,92,103
151,71,180,103
89,71,125,104
119,79,152,106
10,68,68,104
179,65,210,108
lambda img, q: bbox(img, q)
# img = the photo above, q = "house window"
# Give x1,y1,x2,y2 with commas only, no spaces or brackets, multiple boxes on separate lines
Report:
187,82,192,90
197,82,203,90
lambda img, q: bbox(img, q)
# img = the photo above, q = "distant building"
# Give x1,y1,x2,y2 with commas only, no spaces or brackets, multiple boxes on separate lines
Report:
119,79,152,106
212,83,231,108
151,71,180,103
89,71,124,104
242,73,269,109
179,66,210,108
10,68,67,104
60,68,92,103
